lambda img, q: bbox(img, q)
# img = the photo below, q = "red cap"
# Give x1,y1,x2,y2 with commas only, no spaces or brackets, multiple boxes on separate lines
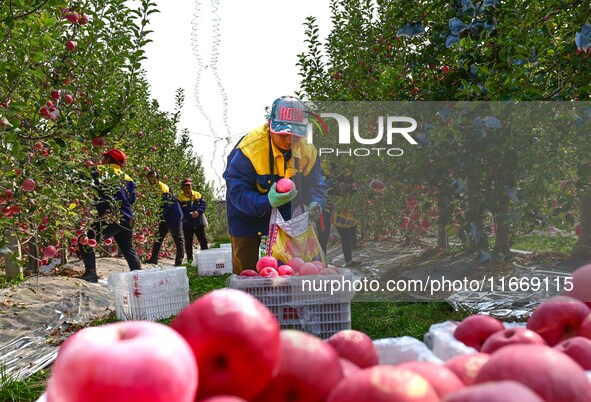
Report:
102,149,127,166
181,178,192,186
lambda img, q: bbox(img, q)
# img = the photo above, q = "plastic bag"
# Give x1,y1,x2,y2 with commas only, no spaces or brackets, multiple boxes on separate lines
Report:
266,208,326,265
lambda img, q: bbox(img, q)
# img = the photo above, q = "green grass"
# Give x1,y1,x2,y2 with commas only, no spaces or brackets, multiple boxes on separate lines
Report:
511,233,578,254
0,369,49,402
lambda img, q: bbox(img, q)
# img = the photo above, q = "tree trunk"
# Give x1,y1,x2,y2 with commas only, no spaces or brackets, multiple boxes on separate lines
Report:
4,230,22,280
492,195,511,261
465,171,487,251
437,190,450,249
572,193,591,258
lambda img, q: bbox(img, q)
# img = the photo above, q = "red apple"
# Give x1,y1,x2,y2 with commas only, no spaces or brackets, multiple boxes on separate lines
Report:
50,90,61,100
253,330,344,402
441,65,450,74
288,257,305,273
4,189,14,202
2,206,12,216
171,289,281,400
326,365,439,402
326,329,379,368
312,260,325,271
45,321,198,402
150,146,157,152
454,315,505,351
580,314,591,338
65,11,79,24
43,246,57,259
563,264,591,308
91,136,105,147
370,178,386,192
554,336,591,370
443,380,544,402
65,41,77,51
475,344,591,402
34,142,43,150
259,267,279,278
239,269,258,277
396,361,465,399
79,236,88,245
256,256,278,273
87,239,97,247
200,397,246,402
22,178,35,192
320,268,339,275
300,262,319,275
64,94,74,104
480,328,546,354
277,265,293,276
340,358,361,378
276,178,295,193
444,353,490,386
526,295,591,346
104,238,113,246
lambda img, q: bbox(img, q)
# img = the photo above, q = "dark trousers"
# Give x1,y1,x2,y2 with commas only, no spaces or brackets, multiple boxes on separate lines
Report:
230,236,261,274
79,221,142,273
183,224,208,262
149,221,185,265
336,226,356,264
317,209,332,255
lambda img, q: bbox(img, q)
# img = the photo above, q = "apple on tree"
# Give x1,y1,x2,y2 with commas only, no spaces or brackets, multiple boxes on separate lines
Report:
45,321,198,402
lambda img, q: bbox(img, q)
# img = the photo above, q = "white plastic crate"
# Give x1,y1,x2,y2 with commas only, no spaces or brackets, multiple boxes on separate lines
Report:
193,248,233,276
227,269,355,338
107,266,190,321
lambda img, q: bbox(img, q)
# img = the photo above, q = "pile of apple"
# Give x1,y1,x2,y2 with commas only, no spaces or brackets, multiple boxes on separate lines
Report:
43,265,591,402
238,255,339,278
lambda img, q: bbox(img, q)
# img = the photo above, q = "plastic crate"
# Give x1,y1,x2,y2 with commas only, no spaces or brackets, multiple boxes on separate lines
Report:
107,266,190,321
193,249,233,276
227,269,355,338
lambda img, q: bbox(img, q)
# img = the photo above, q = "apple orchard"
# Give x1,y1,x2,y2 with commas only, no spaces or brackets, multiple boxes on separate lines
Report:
0,0,216,278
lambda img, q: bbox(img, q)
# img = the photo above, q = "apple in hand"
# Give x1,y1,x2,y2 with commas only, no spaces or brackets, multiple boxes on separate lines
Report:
480,328,546,354
554,336,591,370
443,380,544,402
454,315,504,351
45,321,198,402
253,330,344,402
171,289,281,400
276,178,295,193
327,366,439,402
526,295,591,346
326,329,379,368
476,344,591,402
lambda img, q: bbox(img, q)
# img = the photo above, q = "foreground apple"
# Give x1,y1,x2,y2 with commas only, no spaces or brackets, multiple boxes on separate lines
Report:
171,289,281,400
327,366,439,402
200,397,247,402
396,361,464,399
580,314,591,338
563,264,591,308
453,315,504,351
443,353,490,385
526,295,590,346
475,344,591,402
442,380,544,402
554,336,591,370
326,329,379,368
339,358,361,378
253,330,343,402
46,321,198,402
480,328,546,354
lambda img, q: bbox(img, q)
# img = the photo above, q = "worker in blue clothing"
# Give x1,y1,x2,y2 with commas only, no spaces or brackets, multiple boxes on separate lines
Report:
78,148,142,283
223,95,327,273
178,178,209,263
144,171,185,266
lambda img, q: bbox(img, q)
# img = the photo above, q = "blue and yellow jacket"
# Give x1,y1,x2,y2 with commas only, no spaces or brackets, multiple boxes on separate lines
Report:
94,164,136,224
223,124,327,237
155,181,183,227
178,190,206,228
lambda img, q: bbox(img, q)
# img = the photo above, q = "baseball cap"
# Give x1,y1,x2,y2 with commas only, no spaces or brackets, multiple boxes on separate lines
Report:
268,96,308,137
102,149,127,166
181,178,192,186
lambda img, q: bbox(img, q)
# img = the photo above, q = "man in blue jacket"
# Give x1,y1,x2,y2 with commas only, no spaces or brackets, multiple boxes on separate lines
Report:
145,171,185,266
178,178,209,263
79,148,142,282
223,95,327,273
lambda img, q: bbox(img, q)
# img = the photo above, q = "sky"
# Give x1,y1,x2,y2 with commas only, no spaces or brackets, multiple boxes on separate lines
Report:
140,0,333,195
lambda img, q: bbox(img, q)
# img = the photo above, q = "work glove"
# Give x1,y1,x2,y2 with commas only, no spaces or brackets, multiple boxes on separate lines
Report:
307,202,322,221
268,182,298,208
